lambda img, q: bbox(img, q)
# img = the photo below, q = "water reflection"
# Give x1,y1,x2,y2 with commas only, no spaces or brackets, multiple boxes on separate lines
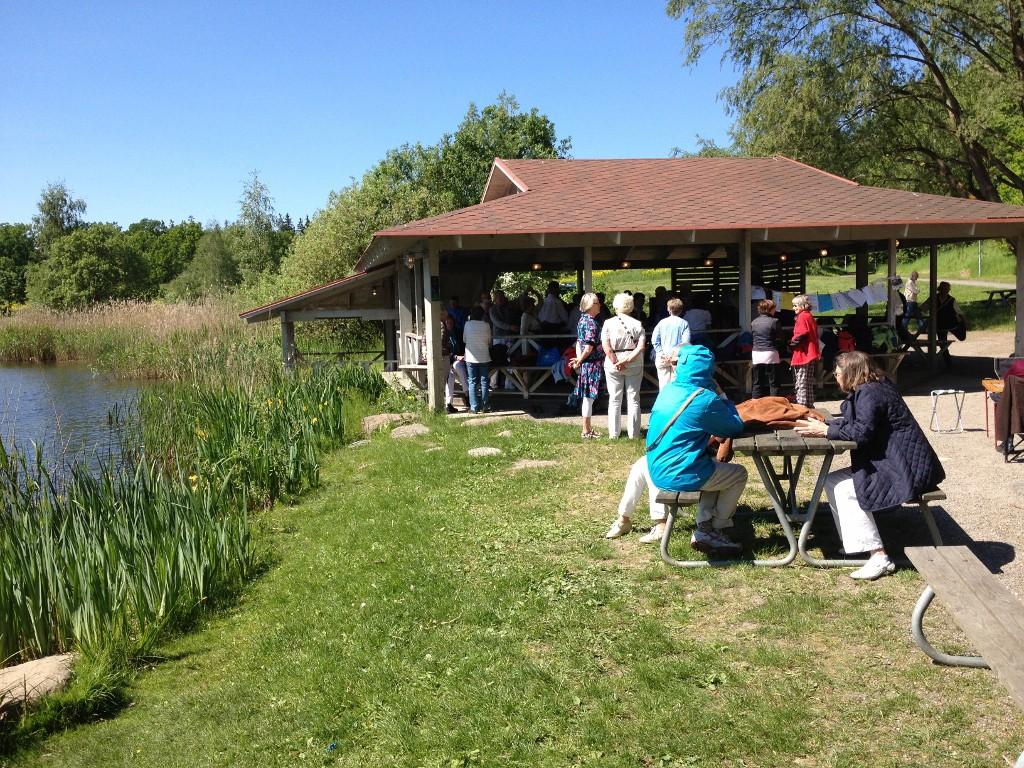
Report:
0,365,141,474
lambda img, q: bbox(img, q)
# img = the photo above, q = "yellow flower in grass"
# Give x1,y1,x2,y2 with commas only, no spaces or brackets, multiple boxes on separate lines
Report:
311,417,319,426
188,474,200,491
195,428,207,439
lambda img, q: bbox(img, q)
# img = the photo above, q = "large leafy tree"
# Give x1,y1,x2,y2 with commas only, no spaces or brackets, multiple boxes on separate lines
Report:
126,218,203,292
667,0,1024,202
235,171,292,283
0,224,35,305
277,93,571,292
162,225,240,302
31,182,87,255
25,224,147,309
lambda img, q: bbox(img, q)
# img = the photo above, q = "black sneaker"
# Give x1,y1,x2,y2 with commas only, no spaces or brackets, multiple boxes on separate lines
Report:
446,403,458,414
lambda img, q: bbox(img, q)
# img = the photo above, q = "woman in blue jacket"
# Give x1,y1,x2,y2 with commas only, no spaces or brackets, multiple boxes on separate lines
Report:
796,351,945,580
605,344,748,551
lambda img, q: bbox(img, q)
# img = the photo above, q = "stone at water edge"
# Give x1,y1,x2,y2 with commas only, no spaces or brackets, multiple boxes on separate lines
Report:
390,423,431,439
0,653,75,719
361,412,415,434
468,447,503,457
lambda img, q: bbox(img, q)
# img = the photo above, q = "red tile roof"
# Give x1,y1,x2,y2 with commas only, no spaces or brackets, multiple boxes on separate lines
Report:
373,157,1024,238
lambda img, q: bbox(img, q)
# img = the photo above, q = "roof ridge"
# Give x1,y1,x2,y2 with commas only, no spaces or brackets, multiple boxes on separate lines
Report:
774,155,859,186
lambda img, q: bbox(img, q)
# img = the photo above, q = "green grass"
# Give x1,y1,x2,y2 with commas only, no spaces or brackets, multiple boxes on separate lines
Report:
6,417,1021,767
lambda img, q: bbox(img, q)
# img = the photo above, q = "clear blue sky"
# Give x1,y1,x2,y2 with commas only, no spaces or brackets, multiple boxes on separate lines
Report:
0,1,736,227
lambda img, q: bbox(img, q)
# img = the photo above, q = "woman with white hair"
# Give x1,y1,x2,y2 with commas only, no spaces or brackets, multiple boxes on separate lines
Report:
569,292,605,439
601,292,646,439
789,294,820,408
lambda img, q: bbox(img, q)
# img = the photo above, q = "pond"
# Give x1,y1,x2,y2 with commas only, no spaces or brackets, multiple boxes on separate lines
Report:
0,364,144,473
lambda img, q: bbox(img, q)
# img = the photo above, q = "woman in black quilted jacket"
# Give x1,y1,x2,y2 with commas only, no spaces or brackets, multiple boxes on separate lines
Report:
794,351,945,580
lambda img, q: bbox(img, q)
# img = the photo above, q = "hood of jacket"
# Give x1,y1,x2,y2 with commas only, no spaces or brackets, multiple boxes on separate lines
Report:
675,344,716,388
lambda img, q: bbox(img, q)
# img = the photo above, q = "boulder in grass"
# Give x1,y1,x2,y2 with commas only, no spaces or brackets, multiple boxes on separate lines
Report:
361,412,415,435
349,439,370,448
468,447,503,457
391,424,431,439
0,654,74,720
496,429,513,438
511,459,558,471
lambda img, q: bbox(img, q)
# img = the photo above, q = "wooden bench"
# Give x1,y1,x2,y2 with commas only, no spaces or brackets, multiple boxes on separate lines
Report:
985,289,1017,306
905,545,1024,766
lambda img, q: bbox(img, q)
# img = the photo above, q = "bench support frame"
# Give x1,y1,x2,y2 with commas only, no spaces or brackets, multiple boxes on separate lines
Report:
910,585,990,669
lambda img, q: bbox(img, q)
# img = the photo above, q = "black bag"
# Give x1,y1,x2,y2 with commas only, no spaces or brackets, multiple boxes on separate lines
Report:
951,320,967,342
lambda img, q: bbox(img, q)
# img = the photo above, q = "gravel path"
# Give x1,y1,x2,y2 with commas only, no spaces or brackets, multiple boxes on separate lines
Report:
523,330,1024,595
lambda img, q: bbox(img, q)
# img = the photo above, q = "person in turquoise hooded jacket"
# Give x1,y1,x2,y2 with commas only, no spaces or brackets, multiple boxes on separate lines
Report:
605,344,749,553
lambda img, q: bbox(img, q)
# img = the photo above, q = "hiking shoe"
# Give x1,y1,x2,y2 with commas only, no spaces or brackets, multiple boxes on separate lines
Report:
604,516,632,539
638,523,666,544
850,553,896,581
691,528,742,554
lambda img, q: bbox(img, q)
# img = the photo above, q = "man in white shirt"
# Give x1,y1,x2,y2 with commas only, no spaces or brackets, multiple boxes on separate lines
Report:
538,280,569,333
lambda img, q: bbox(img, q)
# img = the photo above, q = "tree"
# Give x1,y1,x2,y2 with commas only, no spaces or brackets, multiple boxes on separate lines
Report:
162,226,240,301
25,224,147,309
666,0,1024,202
0,223,34,304
31,182,86,256
126,218,203,292
235,171,286,283
277,94,571,292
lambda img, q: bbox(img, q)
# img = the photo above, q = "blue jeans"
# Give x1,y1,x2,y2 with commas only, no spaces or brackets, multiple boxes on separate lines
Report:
466,362,490,412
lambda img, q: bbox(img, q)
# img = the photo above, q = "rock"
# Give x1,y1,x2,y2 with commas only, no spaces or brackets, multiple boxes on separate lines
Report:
468,447,503,457
0,653,74,718
349,439,370,448
496,430,513,438
390,423,431,439
425,446,443,453
361,412,415,434
511,459,559,471
462,414,528,427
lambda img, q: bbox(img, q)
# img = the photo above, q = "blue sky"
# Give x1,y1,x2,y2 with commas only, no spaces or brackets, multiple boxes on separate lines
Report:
0,1,736,227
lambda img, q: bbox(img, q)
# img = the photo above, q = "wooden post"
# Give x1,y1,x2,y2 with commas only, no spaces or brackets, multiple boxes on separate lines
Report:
1017,235,1024,357
929,243,938,367
856,247,869,322
576,267,584,294
396,256,415,366
583,246,593,291
739,230,752,331
383,319,397,371
422,243,445,412
887,239,897,327
280,312,296,369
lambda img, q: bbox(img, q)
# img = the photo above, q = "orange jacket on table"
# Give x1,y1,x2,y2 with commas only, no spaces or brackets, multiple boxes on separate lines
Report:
790,311,821,366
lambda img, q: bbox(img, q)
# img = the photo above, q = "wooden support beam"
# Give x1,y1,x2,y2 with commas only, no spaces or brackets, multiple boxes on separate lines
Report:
583,246,593,291
887,239,897,326
739,229,752,332
929,243,939,367
383,319,397,372
1017,235,1024,357
856,248,869,322
423,243,446,412
396,257,414,366
285,309,399,321
280,312,296,369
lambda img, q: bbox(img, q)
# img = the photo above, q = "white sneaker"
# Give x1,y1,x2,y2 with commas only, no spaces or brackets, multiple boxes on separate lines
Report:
850,554,896,581
691,528,742,554
604,516,632,539
638,523,666,544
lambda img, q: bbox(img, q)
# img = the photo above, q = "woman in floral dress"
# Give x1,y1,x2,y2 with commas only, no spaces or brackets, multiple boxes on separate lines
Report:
569,292,605,439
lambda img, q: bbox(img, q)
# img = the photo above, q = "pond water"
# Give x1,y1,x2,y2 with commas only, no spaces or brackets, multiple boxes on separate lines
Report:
0,364,143,474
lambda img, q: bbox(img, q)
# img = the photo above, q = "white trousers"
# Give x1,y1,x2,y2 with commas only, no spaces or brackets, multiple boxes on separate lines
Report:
445,360,468,405
655,356,676,389
617,457,667,522
823,468,883,553
606,367,643,438
617,458,748,527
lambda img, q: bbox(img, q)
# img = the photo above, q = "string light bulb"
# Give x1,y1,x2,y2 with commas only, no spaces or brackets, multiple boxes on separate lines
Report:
531,262,542,271
819,248,829,257
621,260,631,269
779,254,788,262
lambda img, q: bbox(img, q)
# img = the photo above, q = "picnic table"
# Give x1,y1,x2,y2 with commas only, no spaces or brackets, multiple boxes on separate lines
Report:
985,288,1016,306
732,428,857,566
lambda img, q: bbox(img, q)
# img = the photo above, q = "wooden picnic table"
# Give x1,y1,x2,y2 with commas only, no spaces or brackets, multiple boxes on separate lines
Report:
985,288,1016,306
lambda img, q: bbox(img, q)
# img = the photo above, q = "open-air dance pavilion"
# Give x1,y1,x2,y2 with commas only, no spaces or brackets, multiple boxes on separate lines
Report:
241,157,1024,411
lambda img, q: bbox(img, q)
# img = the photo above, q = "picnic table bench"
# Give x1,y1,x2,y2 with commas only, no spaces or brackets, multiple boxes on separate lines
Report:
985,288,1017,306
906,545,1024,766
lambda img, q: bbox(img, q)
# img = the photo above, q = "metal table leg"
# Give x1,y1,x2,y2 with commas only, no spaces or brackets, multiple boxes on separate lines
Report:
795,453,871,567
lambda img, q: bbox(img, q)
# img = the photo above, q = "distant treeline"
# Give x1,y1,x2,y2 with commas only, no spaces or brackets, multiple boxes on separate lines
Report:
0,93,573,314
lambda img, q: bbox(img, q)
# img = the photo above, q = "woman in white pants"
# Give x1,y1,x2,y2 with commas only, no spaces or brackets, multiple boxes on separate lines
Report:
795,351,945,580
601,293,646,439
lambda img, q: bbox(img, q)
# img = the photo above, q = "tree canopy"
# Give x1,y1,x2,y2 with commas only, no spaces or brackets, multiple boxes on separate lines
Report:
277,94,571,292
667,0,1024,202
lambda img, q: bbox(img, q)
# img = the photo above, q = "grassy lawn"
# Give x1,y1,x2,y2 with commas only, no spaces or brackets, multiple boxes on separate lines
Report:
7,415,1022,767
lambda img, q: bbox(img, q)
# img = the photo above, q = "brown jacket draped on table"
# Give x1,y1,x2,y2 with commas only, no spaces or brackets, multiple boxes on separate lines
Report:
995,374,1024,448
714,397,827,462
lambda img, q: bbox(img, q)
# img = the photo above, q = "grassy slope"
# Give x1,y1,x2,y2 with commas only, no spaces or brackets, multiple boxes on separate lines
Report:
8,416,1021,767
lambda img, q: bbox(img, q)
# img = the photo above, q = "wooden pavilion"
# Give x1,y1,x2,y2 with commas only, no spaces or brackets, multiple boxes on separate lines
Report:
241,157,1024,410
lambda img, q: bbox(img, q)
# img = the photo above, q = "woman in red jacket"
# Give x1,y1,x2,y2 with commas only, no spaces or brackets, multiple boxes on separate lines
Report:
789,294,821,407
